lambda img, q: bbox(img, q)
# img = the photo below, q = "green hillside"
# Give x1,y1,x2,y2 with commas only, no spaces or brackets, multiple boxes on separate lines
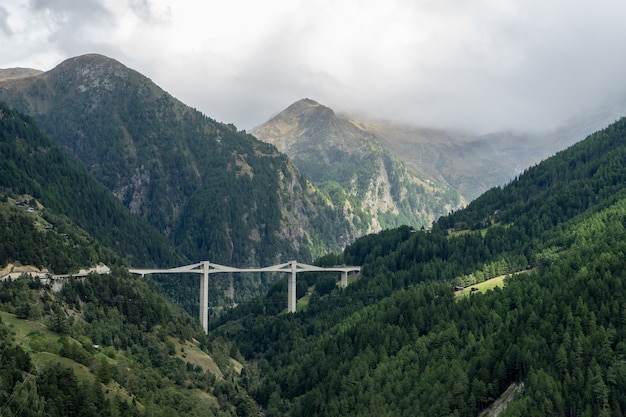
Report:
0,103,257,416
0,55,361,308
0,102,181,270
0,271,254,416
214,117,626,416
3,54,626,416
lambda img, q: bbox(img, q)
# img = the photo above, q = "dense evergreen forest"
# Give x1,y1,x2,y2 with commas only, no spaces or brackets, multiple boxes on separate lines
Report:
0,101,181,269
0,108,258,415
213,116,626,416
0,54,356,267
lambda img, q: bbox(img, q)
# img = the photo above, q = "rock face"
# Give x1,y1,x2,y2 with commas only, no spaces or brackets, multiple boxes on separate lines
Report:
350,112,626,202
252,99,464,234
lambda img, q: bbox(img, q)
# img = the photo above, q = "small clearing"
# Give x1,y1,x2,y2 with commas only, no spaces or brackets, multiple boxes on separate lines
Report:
171,337,224,379
455,269,534,298
479,382,524,417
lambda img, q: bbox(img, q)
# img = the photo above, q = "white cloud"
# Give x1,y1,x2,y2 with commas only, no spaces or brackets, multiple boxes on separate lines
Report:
1,0,626,133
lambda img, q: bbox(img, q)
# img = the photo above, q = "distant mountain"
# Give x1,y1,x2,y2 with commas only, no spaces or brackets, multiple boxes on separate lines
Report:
0,54,358,304
252,99,464,233
0,68,43,81
351,109,626,201
349,119,516,200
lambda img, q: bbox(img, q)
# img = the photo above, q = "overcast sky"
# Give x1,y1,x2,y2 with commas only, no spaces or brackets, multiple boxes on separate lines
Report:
2,0,626,134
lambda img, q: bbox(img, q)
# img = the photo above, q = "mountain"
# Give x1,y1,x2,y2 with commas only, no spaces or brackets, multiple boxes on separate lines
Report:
350,108,625,201
0,105,254,416
349,119,518,200
252,99,464,233
0,54,358,304
0,68,43,81
216,116,626,416
4,54,626,416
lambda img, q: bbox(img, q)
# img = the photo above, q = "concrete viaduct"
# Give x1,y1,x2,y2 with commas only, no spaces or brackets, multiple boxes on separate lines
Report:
129,260,360,333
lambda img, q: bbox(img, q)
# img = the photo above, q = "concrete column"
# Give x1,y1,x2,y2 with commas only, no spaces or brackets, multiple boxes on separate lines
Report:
288,260,297,313
200,262,209,333
341,271,348,288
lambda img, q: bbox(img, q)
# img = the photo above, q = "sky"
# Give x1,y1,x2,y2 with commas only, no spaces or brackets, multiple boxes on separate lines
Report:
1,0,626,134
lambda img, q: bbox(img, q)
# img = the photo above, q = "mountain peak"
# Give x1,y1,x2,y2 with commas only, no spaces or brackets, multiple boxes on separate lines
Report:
294,97,320,106
55,53,125,70
253,98,353,152
277,98,335,122
46,54,136,93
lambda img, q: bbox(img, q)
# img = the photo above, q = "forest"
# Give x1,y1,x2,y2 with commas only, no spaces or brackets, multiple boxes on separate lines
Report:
0,271,255,417
0,55,358,290
212,116,626,416
0,101,181,269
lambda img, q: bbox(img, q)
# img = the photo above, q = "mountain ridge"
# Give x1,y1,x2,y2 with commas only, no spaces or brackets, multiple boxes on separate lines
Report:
0,101,181,269
3,54,626,416
260,98,626,202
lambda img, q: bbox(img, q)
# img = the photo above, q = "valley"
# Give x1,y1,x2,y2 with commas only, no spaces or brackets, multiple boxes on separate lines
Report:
1,53,626,416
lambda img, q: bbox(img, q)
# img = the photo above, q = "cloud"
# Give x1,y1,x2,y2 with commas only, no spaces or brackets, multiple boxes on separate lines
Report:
0,6,13,36
2,0,626,134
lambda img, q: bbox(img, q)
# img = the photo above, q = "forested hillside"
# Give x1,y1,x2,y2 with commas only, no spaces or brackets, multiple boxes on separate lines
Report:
0,101,181,270
0,102,257,416
3,53,626,416
0,54,364,308
214,117,626,416
0,271,255,416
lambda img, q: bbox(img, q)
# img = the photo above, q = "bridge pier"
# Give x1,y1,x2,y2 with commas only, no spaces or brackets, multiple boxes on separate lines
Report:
341,271,348,288
200,262,209,333
287,261,297,313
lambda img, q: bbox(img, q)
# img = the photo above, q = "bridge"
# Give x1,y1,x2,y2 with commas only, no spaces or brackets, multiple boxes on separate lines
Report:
129,260,360,333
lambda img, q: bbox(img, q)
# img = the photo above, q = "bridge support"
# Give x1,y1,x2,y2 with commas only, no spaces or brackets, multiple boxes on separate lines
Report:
288,261,297,313
200,261,209,333
341,271,348,288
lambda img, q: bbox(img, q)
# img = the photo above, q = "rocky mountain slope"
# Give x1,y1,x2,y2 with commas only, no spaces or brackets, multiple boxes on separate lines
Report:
252,98,621,229
0,68,43,80
252,99,464,233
